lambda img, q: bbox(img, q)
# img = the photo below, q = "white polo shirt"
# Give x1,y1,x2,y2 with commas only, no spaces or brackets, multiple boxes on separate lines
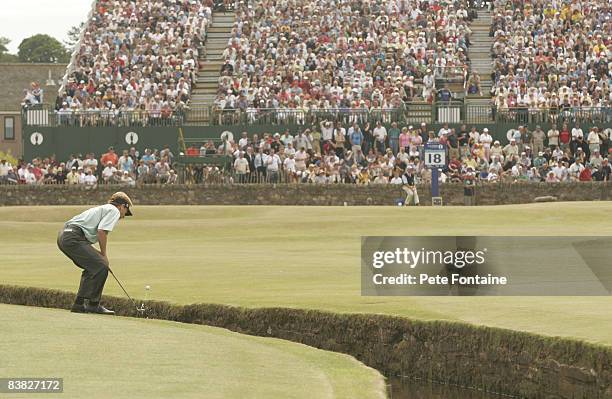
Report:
66,204,120,244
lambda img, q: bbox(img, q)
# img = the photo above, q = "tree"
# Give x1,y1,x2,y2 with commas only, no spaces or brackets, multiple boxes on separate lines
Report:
64,23,85,49
18,34,70,63
0,53,19,63
0,36,19,63
0,37,9,55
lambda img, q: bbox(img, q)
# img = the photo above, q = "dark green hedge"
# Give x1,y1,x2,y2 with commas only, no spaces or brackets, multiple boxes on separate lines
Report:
2,284,611,398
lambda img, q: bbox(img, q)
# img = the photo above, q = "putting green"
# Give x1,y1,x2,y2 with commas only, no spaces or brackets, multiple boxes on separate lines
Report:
0,304,386,399
1,203,612,345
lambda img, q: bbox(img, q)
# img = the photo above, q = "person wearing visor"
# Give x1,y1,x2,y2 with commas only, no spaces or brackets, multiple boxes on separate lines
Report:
57,192,133,315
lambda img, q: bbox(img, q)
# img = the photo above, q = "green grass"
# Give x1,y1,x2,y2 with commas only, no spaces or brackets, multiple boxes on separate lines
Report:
1,203,612,345
0,304,386,399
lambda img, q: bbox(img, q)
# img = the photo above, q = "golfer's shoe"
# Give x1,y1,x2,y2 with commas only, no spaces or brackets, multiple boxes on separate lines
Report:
84,304,115,315
70,303,87,313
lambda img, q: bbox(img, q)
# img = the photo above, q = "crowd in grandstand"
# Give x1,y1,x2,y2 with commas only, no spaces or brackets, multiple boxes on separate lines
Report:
180,122,612,185
8,0,612,188
490,0,611,112
52,0,213,125
0,146,177,186
213,0,475,115
4,121,611,186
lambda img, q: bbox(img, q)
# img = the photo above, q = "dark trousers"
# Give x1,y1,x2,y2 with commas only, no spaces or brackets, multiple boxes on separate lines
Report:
57,225,109,302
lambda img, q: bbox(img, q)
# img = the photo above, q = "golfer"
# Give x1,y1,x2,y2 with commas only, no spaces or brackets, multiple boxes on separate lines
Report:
57,192,133,315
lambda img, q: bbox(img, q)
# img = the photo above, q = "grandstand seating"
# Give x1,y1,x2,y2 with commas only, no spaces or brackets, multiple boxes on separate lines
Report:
56,0,212,120
212,0,474,114
490,0,611,110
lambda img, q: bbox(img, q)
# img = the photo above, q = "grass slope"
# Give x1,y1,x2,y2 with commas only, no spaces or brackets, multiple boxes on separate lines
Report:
1,203,611,345
0,304,385,399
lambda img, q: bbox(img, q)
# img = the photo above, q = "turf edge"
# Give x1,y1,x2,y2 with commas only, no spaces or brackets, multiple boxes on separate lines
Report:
1,284,611,399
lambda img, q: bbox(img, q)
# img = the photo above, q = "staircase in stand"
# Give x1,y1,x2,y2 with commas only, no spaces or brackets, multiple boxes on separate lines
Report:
466,9,495,122
187,12,235,125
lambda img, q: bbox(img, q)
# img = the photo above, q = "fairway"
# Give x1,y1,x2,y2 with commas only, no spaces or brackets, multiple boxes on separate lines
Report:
0,304,385,399
1,203,612,345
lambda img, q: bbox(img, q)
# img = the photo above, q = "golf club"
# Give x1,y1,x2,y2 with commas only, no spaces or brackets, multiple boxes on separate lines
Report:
108,267,146,314
142,285,151,318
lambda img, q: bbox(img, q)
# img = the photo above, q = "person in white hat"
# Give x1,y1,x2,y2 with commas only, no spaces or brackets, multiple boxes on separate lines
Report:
479,128,493,161
57,192,133,315
532,125,546,156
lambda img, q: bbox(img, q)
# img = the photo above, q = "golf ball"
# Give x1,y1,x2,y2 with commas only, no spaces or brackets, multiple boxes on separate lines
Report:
145,285,151,290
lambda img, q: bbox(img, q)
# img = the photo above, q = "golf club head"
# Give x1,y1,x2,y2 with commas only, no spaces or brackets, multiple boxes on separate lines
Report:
137,303,147,318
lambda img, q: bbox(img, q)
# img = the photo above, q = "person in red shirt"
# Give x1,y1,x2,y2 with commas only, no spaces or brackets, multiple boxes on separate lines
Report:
579,164,592,181
186,145,199,157
100,147,119,167
31,164,43,182
559,126,571,150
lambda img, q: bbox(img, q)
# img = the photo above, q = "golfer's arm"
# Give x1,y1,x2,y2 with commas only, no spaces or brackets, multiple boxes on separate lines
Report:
97,229,109,256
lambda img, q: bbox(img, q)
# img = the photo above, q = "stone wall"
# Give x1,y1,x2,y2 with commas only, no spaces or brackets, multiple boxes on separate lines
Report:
0,183,610,206
0,63,67,111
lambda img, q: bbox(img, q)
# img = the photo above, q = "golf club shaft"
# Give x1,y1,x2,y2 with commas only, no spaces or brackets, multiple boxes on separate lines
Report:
108,268,138,308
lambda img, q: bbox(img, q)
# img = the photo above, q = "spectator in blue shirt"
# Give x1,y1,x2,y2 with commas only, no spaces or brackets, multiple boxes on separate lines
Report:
348,123,363,154
141,149,156,164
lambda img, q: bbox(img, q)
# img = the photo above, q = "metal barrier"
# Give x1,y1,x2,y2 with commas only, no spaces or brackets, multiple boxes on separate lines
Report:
23,103,612,128
494,107,611,125
465,104,494,123
404,102,435,124
185,106,211,124
206,104,611,126
436,101,464,123
22,105,185,127
209,107,403,126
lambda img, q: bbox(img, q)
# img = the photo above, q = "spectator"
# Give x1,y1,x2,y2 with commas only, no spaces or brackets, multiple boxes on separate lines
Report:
83,170,98,186
155,159,171,183
77,166,86,184
388,122,400,155
253,148,267,182
54,165,67,185
167,170,178,184
102,162,117,183
587,128,601,155
5,166,18,184
373,121,387,154
83,153,98,174
0,159,12,184
66,167,80,185
532,126,546,155
266,149,281,183
142,148,156,164
100,147,118,167
503,138,519,158
118,150,135,175
136,160,149,184
579,164,593,182
160,145,175,165
120,171,135,187
547,125,560,150
594,159,611,181
23,165,37,185
401,166,419,206
234,151,250,183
